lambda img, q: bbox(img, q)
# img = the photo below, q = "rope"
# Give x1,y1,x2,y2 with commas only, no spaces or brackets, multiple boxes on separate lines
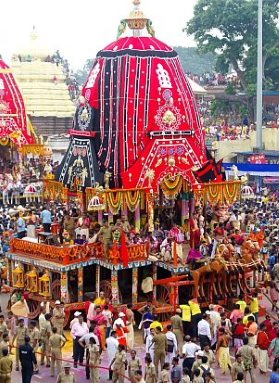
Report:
11,344,132,381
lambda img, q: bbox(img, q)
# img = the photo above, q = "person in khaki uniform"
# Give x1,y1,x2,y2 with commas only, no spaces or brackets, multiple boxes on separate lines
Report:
158,362,171,383
0,315,8,341
40,313,52,366
57,363,76,383
170,309,184,356
88,337,100,383
28,320,40,351
144,354,156,383
0,348,13,383
49,327,66,377
128,350,142,383
11,318,27,370
52,301,65,336
0,333,10,358
152,326,167,374
110,344,127,383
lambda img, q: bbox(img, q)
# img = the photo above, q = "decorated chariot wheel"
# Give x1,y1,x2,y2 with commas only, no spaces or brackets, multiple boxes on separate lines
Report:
51,279,61,301
63,310,71,328
156,285,172,322
99,280,122,304
27,300,41,320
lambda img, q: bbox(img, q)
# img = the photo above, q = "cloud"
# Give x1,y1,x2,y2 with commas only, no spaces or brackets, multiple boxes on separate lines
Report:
0,0,197,68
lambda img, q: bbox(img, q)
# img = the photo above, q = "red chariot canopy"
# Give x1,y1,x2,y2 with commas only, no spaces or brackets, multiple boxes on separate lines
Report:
82,36,207,189
0,59,35,146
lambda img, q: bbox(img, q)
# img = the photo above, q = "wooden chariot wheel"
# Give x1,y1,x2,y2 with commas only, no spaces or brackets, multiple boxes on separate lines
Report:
51,279,61,301
99,280,122,304
27,300,41,320
156,285,172,322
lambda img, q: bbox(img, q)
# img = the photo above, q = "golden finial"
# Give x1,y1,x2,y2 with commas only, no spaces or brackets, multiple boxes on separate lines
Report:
117,0,156,38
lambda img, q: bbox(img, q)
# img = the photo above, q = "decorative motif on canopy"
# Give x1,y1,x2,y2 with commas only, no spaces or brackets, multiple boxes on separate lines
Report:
43,180,65,201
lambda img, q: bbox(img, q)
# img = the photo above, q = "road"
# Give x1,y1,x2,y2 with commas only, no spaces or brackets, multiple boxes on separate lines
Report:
0,292,272,383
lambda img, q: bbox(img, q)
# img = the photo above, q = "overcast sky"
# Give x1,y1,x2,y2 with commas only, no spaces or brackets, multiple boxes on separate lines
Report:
0,0,197,69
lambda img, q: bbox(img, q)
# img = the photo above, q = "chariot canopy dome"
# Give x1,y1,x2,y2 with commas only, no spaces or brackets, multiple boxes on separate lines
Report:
0,58,35,146
81,0,207,189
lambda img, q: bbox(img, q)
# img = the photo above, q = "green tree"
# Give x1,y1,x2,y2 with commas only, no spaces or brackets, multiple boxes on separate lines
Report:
75,59,94,85
185,0,279,120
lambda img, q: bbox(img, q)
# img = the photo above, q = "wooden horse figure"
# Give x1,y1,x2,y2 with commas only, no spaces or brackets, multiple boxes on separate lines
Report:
10,180,23,205
1,180,13,206
23,182,43,203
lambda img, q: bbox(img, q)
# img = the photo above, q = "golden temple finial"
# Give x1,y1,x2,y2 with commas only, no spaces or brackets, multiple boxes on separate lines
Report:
31,26,38,41
116,0,156,38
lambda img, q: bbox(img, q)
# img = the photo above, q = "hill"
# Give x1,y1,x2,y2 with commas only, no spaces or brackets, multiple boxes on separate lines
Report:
173,46,216,75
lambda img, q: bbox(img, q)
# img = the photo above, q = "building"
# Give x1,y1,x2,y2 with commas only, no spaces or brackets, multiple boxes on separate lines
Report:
11,29,75,137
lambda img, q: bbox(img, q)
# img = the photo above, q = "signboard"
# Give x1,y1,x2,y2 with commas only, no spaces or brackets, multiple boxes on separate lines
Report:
247,154,267,164
263,177,279,184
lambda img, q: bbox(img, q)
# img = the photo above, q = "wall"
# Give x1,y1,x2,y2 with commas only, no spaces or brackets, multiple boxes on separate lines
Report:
212,128,279,161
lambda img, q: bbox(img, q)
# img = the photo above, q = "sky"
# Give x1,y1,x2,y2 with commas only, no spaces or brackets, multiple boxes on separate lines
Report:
0,0,197,69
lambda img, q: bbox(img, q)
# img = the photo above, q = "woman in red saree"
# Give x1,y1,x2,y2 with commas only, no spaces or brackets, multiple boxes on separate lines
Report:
189,213,201,249
92,305,108,349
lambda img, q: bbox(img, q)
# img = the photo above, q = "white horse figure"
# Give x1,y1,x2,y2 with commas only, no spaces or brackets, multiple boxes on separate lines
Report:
23,182,43,203
11,180,23,205
1,181,13,205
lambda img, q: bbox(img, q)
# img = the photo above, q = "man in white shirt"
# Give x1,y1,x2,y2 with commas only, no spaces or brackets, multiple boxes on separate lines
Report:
86,294,96,327
145,328,155,362
197,313,211,349
165,324,178,363
206,306,221,347
71,314,89,368
106,331,119,380
39,306,47,332
182,335,201,373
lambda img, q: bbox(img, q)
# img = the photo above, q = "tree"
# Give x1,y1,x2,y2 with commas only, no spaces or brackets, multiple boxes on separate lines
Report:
74,59,94,86
185,0,279,121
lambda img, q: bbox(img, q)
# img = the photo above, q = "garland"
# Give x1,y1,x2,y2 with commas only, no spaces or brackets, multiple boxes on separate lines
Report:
106,192,123,214
205,183,222,204
125,190,140,212
202,181,241,205
161,175,183,199
0,138,9,146
223,182,241,203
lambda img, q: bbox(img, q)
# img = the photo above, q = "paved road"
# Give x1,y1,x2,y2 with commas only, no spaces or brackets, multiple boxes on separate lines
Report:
0,292,272,383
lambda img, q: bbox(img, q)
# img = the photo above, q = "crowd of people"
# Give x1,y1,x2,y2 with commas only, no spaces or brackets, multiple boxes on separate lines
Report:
0,281,279,382
187,72,239,88
0,184,278,382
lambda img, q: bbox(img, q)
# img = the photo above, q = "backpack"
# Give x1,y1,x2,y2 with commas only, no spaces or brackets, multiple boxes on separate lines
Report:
200,365,210,382
167,338,174,353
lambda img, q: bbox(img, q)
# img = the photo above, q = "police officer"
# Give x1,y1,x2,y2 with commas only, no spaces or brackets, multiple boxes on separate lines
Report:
49,327,66,377
19,336,38,383
0,348,13,383
57,363,76,382
40,313,52,366
28,320,40,373
11,317,28,371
